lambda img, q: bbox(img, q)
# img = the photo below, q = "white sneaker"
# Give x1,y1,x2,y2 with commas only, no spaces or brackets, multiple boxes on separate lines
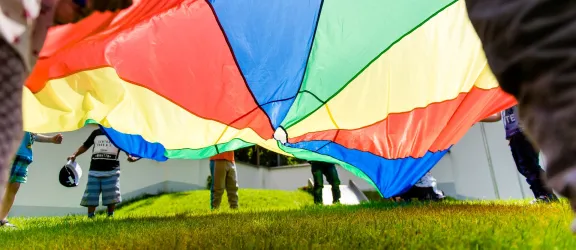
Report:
0,220,16,228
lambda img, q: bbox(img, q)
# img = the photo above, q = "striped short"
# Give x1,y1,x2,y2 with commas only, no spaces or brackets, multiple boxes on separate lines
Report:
9,156,31,184
80,174,122,207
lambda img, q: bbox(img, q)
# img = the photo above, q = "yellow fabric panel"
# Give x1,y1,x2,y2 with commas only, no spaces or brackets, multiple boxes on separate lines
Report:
22,67,287,156
287,1,497,138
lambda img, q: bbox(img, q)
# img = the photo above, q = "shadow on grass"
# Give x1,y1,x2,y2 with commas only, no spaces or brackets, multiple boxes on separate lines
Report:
112,191,170,211
110,188,566,216
1,198,574,250
100,191,191,214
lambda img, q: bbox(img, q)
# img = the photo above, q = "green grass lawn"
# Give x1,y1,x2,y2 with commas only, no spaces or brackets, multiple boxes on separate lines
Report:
1,189,576,249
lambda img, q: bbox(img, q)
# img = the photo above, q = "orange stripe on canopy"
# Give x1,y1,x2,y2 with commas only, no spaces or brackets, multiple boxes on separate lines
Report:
289,86,516,159
26,0,274,139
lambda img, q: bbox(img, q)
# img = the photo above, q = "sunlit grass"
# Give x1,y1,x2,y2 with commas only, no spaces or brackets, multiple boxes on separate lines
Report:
1,189,575,249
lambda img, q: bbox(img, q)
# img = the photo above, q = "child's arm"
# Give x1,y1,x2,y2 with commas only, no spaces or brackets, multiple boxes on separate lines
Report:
33,133,63,144
68,146,88,162
68,130,98,162
480,112,502,123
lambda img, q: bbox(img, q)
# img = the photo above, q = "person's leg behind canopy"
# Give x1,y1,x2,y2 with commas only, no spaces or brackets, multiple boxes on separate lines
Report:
466,0,576,231
311,164,324,204
509,132,557,202
323,164,341,204
0,38,26,206
225,161,239,209
210,160,227,210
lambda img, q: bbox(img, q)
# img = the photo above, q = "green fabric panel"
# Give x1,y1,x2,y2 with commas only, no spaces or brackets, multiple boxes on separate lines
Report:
84,119,98,125
281,0,457,128
92,118,254,160
164,139,254,160
277,142,381,196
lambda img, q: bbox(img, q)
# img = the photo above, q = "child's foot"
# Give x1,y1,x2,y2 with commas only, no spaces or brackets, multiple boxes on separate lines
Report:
529,195,558,204
107,212,114,217
0,220,16,228
88,212,95,219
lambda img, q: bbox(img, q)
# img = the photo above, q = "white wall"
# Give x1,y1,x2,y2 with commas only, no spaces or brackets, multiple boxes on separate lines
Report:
433,123,533,200
10,122,539,217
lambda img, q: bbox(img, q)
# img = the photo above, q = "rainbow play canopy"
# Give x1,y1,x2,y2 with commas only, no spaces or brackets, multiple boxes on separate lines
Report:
23,0,515,197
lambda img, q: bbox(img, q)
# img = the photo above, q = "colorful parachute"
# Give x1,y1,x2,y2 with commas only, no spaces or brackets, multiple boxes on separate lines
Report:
23,0,515,197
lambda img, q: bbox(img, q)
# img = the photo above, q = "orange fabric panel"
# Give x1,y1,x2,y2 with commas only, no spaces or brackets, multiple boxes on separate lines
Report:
289,86,516,159
210,151,235,163
25,0,273,139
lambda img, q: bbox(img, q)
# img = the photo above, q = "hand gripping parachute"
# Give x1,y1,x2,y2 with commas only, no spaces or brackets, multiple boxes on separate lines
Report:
24,0,516,198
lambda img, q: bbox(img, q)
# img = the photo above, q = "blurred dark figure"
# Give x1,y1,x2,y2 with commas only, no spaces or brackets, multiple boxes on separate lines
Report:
465,0,576,232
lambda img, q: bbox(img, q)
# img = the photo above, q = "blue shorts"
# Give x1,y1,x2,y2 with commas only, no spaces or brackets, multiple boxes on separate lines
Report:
80,174,122,207
9,156,32,184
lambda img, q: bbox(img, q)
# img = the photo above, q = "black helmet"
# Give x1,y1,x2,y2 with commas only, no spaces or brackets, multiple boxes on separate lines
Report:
59,161,82,187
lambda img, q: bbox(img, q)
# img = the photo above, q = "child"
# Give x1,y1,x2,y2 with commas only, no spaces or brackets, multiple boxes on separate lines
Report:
0,132,63,228
0,0,133,213
68,127,137,218
209,151,239,209
309,161,341,205
481,105,558,203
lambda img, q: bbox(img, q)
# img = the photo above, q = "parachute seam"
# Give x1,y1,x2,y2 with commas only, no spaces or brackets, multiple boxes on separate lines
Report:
289,86,500,140
313,104,341,152
214,127,228,145
278,0,325,127
208,0,325,131
282,0,459,129
205,0,275,148
324,104,339,130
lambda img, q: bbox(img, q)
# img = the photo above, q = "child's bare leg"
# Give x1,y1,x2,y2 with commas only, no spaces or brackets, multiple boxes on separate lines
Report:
466,0,576,231
107,204,116,216
0,183,20,220
87,206,96,218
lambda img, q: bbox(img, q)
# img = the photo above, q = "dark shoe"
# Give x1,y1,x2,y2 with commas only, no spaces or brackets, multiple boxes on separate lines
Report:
530,194,560,204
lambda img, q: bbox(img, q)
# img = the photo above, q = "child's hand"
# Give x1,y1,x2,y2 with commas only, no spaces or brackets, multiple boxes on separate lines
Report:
67,155,76,162
127,156,139,162
52,134,63,144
